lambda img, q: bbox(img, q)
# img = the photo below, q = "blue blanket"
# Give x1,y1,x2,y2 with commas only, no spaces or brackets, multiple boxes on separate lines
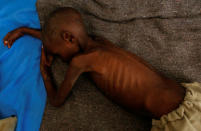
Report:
0,0,46,131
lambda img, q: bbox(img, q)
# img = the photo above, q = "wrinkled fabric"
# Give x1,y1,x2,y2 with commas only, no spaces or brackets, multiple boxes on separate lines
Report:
0,0,46,131
152,82,201,131
0,117,17,131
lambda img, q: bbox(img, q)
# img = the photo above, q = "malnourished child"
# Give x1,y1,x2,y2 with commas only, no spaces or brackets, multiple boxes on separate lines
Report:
4,7,201,131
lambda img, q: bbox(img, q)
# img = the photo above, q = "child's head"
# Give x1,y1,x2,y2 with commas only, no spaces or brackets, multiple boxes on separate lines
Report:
42,7,87,60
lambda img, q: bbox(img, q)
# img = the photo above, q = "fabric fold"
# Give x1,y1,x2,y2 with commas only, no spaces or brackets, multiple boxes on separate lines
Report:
0,0,46,131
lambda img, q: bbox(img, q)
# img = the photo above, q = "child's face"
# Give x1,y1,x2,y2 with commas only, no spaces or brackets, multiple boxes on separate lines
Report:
43,37,80,61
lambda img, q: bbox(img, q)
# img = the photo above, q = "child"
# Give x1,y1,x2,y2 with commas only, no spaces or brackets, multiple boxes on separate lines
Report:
4,7,201,131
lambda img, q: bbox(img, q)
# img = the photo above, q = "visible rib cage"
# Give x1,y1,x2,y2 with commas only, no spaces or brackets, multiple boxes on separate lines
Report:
91,51,135,101
88,44,185,118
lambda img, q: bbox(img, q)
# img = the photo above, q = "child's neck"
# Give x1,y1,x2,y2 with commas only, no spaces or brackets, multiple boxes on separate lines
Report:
79,36,98,52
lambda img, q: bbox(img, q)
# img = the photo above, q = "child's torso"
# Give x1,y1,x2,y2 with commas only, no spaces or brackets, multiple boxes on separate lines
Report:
81,37,185,118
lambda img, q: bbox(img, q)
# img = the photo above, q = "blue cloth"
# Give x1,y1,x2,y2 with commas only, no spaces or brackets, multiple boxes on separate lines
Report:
0,0,47,131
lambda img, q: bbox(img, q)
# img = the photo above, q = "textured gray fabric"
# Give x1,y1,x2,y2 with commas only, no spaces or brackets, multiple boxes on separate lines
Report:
36,0,201,130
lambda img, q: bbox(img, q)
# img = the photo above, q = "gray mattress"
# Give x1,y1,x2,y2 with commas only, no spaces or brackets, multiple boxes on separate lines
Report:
36,0,201,130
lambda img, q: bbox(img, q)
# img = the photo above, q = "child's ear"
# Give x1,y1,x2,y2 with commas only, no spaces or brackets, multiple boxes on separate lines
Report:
61,31,75,44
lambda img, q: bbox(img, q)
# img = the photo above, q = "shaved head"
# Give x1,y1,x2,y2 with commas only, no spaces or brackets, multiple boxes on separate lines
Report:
42,7,87,46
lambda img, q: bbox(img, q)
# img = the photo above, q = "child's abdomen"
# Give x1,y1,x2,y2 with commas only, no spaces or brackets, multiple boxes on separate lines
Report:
89,47,185,118
90,50,149,110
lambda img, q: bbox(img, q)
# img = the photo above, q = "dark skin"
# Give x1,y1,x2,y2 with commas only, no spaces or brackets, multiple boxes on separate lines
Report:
3,8,185,119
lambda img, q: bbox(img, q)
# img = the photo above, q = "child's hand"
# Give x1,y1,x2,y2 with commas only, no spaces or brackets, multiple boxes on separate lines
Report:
40,48,53,80
40,48,54,67
3,28,24,48
40,48,49,72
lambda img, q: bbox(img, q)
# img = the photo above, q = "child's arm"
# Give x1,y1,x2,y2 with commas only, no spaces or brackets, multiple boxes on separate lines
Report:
40,49,94,107
3,27,41,48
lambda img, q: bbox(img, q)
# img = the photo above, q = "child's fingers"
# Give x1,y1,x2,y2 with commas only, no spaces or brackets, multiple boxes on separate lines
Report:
4,39,13,48
3,33,14,48
41,48,52,66
3,33,11,46
41,48,47,62
4,40,11,48
41,48,45,57
46,54,54,66
4,40,8,46
3,39,9,46
8,43,11,48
